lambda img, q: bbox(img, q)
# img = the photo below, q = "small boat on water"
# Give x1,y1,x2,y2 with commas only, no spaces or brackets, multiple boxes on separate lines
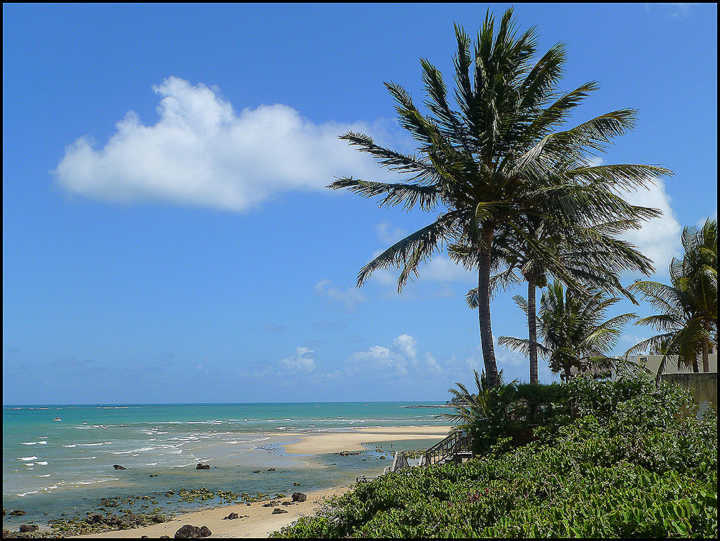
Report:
54,417,62,422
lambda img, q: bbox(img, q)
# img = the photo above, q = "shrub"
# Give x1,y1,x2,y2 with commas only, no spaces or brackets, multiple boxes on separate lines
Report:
272,376,717,538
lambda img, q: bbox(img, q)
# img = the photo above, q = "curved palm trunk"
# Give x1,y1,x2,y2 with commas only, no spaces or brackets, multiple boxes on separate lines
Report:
527,278,538,384
478,229,499,387
702,341,709,372
692,357,699,373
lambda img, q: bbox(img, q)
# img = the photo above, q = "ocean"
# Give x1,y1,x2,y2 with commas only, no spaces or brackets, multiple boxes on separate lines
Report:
2,402,449,528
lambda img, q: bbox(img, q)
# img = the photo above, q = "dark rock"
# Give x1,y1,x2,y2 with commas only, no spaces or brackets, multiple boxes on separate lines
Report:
113,464,127,470
9,510,26,516
293,482,301,486
266,467,276,471
223,512,239,520
281,501,294,506
174,524,211,538
252,470,261,473
19,525,39,533
262,501,278,507
149,474,158,477
87,513,104,524
174,525,201,538
291,492,307,502
195,463,210,470
272,508,288,514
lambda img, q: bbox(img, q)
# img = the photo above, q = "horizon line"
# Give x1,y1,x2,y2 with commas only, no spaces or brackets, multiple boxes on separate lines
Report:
3,399,449,407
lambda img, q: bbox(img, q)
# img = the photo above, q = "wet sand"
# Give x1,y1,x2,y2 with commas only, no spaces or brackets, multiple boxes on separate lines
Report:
67,425,451,538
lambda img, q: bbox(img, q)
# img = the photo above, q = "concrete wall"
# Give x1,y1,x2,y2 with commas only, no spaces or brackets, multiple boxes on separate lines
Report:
629,352,717,375
661,372,718,414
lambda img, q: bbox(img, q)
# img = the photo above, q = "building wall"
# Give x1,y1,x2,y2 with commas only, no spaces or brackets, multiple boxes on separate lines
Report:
660,372,718,413
629,352,717,375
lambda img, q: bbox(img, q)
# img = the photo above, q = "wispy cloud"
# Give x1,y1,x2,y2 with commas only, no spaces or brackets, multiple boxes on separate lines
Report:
54,76,395,212
280,346,316,373
314,280,365,309
644,3,699,19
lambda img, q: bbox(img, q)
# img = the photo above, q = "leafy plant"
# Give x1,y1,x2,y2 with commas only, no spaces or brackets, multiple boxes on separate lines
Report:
273,375,717,538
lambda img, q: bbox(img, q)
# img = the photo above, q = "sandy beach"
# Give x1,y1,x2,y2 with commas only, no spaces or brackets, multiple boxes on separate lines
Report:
70,484,349,539
64,425,451,538
282,425,452,454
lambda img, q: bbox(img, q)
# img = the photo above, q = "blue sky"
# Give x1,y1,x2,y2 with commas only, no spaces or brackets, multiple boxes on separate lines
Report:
3,3,717,404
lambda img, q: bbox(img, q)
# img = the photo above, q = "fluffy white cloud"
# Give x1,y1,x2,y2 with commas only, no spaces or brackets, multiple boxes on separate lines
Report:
616,177,682,275
54,76,392,212
280,346,316,373
587,157,682,275
349,333,446,377
314,280,365,309
393,334,417,359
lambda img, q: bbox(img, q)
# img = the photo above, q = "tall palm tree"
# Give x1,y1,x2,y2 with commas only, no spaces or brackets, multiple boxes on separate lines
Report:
627,219,717,373
465,215,654,383
500,281,636,381
329,8,669,387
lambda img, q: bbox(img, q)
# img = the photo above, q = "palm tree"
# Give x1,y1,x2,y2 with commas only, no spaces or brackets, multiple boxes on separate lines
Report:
464,216,655,383
627,219,717,373
500,281,636,381
675,218,718,371
329,8,669,387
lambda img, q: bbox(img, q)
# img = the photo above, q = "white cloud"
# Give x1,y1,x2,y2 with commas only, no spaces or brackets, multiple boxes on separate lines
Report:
393,334,417,359
350,333,440,376
616,177,682,275
588,157,681,275
376,222,407,245
54,76,393,212
425,352,442,374
314,280,365,309
280,346,316,373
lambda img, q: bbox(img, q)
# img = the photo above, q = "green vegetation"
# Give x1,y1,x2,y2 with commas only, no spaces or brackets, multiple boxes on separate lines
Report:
272,376,717,538
627,217,718,375
499,282,636,380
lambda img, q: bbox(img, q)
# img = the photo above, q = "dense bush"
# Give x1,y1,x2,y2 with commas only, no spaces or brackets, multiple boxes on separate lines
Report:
272,376,717,538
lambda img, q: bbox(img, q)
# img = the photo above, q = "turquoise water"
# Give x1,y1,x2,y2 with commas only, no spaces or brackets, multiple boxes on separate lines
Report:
2,402,448,527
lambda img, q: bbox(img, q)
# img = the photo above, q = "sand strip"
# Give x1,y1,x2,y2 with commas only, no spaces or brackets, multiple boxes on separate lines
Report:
70,485,349,539
282,425,452,454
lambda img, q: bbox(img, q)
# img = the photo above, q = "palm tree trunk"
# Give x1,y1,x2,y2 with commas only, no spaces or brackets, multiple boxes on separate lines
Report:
702,341,709,372
527,278,538,384
692,356,699,373
478,228,499,387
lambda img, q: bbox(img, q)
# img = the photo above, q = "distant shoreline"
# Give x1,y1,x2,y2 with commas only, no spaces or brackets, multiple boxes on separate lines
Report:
401,404,457,408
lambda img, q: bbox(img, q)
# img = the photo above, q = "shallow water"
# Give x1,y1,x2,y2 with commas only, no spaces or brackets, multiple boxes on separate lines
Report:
2,402,447,527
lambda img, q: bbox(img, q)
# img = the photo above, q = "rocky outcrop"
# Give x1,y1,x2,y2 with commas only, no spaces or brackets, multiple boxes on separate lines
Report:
9,511,26,517
272,508,288,514
223,513,239,520
195,464,210,470
113,465,127,470
291,492,307,502
18,525,38,533
174,524,211,538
